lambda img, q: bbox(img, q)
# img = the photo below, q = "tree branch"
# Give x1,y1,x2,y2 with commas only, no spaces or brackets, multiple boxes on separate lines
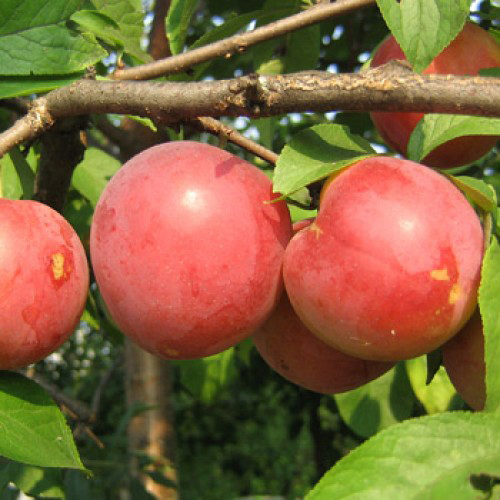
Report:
27,371,93,422
0,97,30,115
186,117,278,165
113,0,376,80
1,66,498,158
33,117,87,211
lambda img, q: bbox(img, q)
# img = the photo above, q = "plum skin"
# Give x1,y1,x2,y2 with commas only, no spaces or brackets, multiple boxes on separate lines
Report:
370,22,500,169
442,310,485,411
253,291,394,394
0,199,89,370
254,219,393,394
90,141,292,360
283,156,483,362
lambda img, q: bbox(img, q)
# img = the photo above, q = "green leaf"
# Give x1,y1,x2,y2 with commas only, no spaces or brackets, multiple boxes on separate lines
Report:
334,363,414,438
2,462,64,498
479,237,500,414
273,124,376,197
70,10,149,62
63,193,93,248
1,147,37,200
307,412,500,499
0,468,13,498
480,67,500,77
63,470,92,500
0,73,84,99
176,348,236,403
485,173,500,201
405,356,456,414
2,148,36,200
425,348,443,385
375,0,471,73
0,0,107,76
166,0,200,55
253,117,277,149
446,176,497,214
0,372,84,469
284,24,320,73
407,115,500,165
1,153,24,201
126,115,158,132
71,147,121,207
190,8,295,79
490,27,500,44
190,11,263,50
88,0,145,59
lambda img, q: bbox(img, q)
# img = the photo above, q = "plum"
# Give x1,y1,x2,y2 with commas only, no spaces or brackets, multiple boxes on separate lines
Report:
90,141,292,360
284,156,483,361
0,200,89,369
370,22,500,168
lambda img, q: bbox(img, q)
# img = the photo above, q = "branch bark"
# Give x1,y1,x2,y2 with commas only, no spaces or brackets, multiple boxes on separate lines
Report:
113,0,376,80
1,66,499,158
33,117,87,211
187,116,278,164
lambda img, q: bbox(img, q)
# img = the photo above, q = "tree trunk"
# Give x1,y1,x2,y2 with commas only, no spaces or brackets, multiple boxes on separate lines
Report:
125,341,178,499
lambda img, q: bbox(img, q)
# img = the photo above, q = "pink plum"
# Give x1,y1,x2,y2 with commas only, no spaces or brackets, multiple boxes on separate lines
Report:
0,200,89,369
370,22,500,169
283,156,483,361
90,141,292,360
253,291,394,394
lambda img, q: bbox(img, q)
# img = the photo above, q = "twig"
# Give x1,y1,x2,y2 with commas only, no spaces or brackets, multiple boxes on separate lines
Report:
27,371,93,422
113,0,376,80
62,404,105,449
187,117,278,165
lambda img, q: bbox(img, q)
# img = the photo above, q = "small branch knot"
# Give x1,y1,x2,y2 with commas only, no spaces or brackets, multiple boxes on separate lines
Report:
28,99,55,133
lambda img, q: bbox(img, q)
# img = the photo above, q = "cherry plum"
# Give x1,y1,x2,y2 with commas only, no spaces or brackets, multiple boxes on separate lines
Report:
90,141,292,360
0,200,89,370
253,292,394,394
284,156,483,361
370,22,500,168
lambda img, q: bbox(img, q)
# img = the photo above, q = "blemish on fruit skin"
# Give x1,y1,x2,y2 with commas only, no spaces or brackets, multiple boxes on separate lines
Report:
49,250,73,289
51,253,66,280
309,222,323,239
449,283,462,305
430,269,450,281
164,347,180,358
390,329,396,336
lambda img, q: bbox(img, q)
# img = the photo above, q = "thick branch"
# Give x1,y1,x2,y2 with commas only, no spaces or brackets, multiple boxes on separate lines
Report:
33,117,87,211
113,0,376,80
1,68,499,158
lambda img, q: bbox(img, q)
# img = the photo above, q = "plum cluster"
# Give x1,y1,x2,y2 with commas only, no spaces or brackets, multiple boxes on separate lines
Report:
88,141,485,409
0,139,487,410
